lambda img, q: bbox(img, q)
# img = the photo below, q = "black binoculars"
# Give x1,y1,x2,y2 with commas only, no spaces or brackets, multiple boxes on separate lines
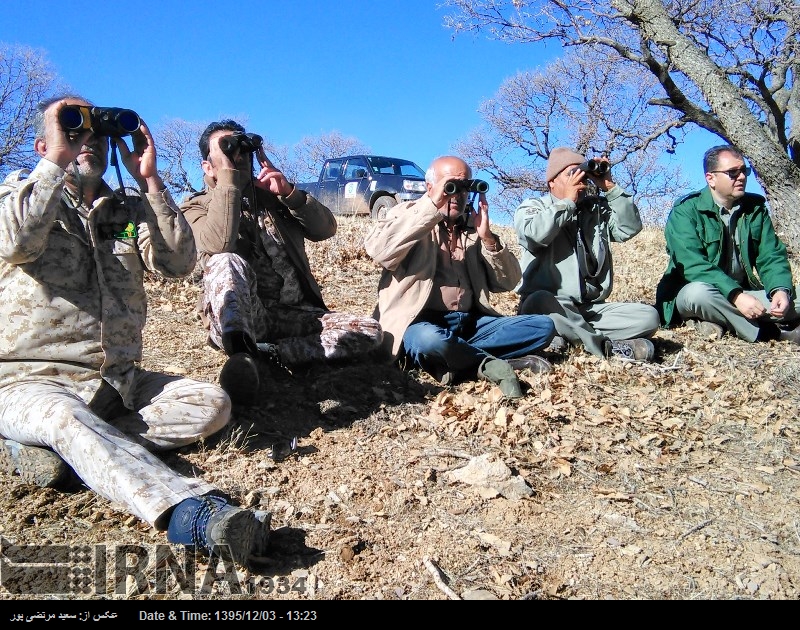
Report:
443,178,490,195
218,132,263,159
59,106,141,138
578,159,610,176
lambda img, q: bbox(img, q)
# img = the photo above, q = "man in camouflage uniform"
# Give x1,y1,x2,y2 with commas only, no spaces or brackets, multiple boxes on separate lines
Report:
181,120,383,406
0,96,271,570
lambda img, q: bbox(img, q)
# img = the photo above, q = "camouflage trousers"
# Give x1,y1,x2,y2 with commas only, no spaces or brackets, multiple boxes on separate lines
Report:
0,371,231,528
204,253,383,365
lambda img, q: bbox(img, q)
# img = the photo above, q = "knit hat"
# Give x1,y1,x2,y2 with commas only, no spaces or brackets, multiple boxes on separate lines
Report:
545,147,585,182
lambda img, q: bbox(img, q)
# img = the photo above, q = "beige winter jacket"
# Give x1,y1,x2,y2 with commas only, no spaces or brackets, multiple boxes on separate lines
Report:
364,195,521,360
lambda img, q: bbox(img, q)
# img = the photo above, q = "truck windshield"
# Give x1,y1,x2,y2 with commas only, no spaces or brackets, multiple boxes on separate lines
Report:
367,157,424,178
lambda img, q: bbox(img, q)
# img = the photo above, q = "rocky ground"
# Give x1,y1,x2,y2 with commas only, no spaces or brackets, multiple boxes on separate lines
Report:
1,220,798,601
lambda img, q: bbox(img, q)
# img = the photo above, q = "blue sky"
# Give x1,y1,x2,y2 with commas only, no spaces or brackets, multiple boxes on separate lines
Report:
3,0,738,198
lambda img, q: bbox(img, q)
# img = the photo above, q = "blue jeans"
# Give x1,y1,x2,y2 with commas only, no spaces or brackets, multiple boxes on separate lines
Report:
402,309,556,381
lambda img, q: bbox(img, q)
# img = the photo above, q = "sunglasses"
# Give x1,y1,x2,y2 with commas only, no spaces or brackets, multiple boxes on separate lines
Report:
709,166,751,179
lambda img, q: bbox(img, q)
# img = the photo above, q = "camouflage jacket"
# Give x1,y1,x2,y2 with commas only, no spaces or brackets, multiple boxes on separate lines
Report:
0,160,197,406
181,168,336,311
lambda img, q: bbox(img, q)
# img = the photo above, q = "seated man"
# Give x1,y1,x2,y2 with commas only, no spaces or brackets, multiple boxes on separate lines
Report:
0,95,270,569
514,147,660,361
657,144,799,343
364,155,556,399
181,120,383,406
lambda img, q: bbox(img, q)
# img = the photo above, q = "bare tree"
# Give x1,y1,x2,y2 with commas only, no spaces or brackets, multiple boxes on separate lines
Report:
0,43,59,178
289,131,371,183
152,118,207,199
443,0,800,250
456,50,690,222
152,121,370,198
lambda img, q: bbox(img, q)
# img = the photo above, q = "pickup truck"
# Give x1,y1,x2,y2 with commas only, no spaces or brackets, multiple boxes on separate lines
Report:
298,155,427,219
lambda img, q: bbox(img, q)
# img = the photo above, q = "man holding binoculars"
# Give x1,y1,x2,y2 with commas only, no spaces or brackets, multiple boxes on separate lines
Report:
514,147,660,361
0,96,274,569
181,120,383,407
365,155,557,399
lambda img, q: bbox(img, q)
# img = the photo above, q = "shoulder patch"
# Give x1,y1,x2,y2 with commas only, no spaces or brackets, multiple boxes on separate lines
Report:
113,221,139,239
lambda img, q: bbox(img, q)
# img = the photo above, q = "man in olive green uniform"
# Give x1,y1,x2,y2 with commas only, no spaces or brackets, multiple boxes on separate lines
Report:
657,144,799,343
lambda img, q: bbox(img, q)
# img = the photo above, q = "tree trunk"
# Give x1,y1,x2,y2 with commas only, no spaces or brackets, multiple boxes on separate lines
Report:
614,0,800,255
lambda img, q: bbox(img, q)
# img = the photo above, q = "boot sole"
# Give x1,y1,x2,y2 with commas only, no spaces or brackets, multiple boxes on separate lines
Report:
219,354,260,406
0,440,69,488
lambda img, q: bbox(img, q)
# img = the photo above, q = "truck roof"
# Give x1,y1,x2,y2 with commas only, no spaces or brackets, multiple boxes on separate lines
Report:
331,154,417,162
328,155,425,178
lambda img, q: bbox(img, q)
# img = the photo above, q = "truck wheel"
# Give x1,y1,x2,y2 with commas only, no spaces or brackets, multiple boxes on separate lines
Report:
371,196,397,220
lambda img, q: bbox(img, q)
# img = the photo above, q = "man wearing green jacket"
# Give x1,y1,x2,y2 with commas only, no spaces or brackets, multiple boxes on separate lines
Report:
656,144,799,343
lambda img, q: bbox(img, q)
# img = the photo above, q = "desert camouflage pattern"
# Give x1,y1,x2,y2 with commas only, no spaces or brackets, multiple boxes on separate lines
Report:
0,161,230,526
0,160,197,404
0,373,228,525
204,252,383,365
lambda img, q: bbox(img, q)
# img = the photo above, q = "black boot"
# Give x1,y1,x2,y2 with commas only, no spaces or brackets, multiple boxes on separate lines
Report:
219,353,260,407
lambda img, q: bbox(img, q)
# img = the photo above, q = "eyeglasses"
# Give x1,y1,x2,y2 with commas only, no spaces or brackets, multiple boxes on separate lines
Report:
709,166,751,179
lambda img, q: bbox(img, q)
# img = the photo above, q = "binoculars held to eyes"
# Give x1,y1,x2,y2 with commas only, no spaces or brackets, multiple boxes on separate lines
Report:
59,106,141,138
577,159,610,176
443,178,490,195
218,132,264,160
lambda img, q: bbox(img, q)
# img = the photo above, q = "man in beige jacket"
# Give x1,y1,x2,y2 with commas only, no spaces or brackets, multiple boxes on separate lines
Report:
365,156,556,399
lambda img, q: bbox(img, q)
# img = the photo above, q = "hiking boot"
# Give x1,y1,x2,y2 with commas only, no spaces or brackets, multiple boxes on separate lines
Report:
478,358,524,398
605,338,655,362
0,439,70,488
544,335,567,354
695,320,724,340
219,353,260,406
166,495,272,569
206,505,272,567
506,355,553,373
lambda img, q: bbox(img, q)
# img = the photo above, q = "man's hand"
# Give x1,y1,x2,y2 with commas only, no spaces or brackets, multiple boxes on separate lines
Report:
562,167,587,203
115,119,164,192
40,100,92,170
768,289,791,318
588,157,614,192
427,176,453,209
474,193,493,242
254,151,293,196
733,291,768,320
206,136,238,171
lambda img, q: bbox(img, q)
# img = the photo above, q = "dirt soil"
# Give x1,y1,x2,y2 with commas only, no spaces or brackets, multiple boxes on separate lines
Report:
1,220,799,601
